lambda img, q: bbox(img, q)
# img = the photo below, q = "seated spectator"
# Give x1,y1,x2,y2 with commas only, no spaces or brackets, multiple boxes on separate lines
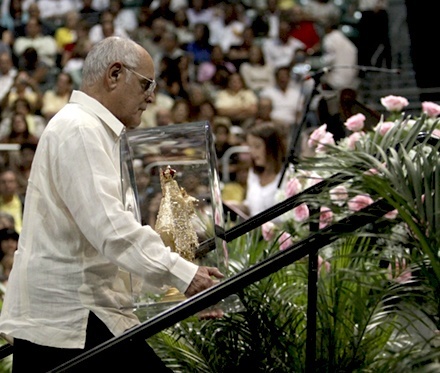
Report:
108,0,138,35
0,0,27,35
197,44,236,99
319,15,359,91
0,51,17,105
40,71,73,121
259,66,305,128
0,27,13,59
212,116,239,182
148,0,176,24
54,9,80,57
172,8,194,48
0,227,19,284
154,30,186,78
17,46,54,92
2,70,43,115
0,168,24,233
209,2,246,54
139,89,175,128
261,19,306,69
88,10,129,45
79,0,102,28
301,0,341,41
132,17,169,69
13,16,58,68
159,56,189,101
155,107,173,127
288,5,321,56
0,112,39,147
184,23,212,66
0,211,15,231
221,159,249,205
0,97,46,138
239,44,275,95
34,0,78,28
170,98,191,124
186,0,215,27
227,26,255,70
214,72,258,127
14,141,36,195
187,83,210,118
62,28,92,88
250,0,280,39
224,121,287,221
14,2,56,37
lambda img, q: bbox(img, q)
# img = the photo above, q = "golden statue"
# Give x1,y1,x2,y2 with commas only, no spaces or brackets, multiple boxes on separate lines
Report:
155,166,199,301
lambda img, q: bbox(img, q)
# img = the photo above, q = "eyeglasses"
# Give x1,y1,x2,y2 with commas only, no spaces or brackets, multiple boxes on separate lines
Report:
124,66,156,97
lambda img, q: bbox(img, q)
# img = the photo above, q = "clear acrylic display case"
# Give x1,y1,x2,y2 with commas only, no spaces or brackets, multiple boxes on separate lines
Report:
122,121,239,319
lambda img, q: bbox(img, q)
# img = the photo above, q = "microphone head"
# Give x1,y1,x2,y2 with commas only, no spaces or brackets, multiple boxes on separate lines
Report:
291,63,311,82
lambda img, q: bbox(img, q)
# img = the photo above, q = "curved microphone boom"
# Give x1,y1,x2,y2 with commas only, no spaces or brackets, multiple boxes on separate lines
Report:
302,65,401,82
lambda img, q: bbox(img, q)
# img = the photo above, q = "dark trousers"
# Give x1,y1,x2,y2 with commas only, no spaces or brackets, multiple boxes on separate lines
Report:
12,312,173,372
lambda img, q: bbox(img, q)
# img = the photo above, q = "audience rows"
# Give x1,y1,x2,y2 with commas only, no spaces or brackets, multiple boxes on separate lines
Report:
0,0,388,283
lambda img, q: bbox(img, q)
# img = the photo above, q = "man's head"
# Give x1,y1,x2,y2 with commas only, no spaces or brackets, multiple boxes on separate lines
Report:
81,36,156,129
0,52,13,75
0,170,18,200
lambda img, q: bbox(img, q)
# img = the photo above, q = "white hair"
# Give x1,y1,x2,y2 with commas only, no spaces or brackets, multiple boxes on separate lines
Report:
81,37,141,88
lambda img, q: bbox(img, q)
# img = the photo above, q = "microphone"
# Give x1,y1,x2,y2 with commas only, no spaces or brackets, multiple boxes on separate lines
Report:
301,65,400,82
302,66,331,82
291,62,312,82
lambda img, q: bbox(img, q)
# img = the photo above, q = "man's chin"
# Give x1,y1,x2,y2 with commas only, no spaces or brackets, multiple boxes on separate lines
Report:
127,123,140,129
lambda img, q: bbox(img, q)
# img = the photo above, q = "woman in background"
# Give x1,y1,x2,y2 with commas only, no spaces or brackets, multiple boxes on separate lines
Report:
225,121,287,219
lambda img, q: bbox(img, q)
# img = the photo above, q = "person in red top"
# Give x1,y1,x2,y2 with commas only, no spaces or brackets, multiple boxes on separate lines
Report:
288,5,321,56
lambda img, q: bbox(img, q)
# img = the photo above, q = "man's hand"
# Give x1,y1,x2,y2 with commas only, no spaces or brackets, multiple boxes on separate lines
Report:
184,266,224,298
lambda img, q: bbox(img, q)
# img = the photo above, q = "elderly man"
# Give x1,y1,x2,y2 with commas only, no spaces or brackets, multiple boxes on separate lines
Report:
0,36,223,372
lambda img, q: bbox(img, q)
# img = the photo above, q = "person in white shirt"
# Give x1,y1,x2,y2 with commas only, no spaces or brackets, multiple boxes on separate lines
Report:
108,0,138,35
0,51,17,104
259,65,305,128
262,19,306,70
88,10,129,45
186,0,214,26
13,16,58,68
319,18,359,91
225,121,287,220
0,36,223,372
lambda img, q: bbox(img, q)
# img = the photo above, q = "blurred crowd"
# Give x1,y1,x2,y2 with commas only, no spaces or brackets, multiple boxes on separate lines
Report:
0,0,392,281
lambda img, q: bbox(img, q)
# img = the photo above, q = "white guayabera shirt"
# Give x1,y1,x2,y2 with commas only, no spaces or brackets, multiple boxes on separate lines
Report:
0,90,198,349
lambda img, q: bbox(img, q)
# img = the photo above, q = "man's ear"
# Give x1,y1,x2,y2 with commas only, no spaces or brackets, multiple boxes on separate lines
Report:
108,62,123,87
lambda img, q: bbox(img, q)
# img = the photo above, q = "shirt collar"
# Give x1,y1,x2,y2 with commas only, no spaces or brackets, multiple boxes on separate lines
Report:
69,90,125,137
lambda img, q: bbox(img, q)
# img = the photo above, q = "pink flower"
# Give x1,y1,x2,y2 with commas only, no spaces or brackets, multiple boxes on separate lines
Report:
315,132,335,153
344,113,366,132
347,131,365,150
319,206,333,229
330,185,348,206
384,209,398,220
285,177,302,198
422,101,440,118
307,172,323,187
432,129,440,139
364,168,379,176
262,222,276,241
308,124,328,149
375,121,395,136
278,232,293,251
348,194,374,212
380,95,409,112
318,255,331,274
387,258,412,283
292,203,309,222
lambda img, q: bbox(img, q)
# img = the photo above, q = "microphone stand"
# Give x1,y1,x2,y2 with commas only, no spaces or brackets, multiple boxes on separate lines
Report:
277,70,323,188
277,64,400,188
